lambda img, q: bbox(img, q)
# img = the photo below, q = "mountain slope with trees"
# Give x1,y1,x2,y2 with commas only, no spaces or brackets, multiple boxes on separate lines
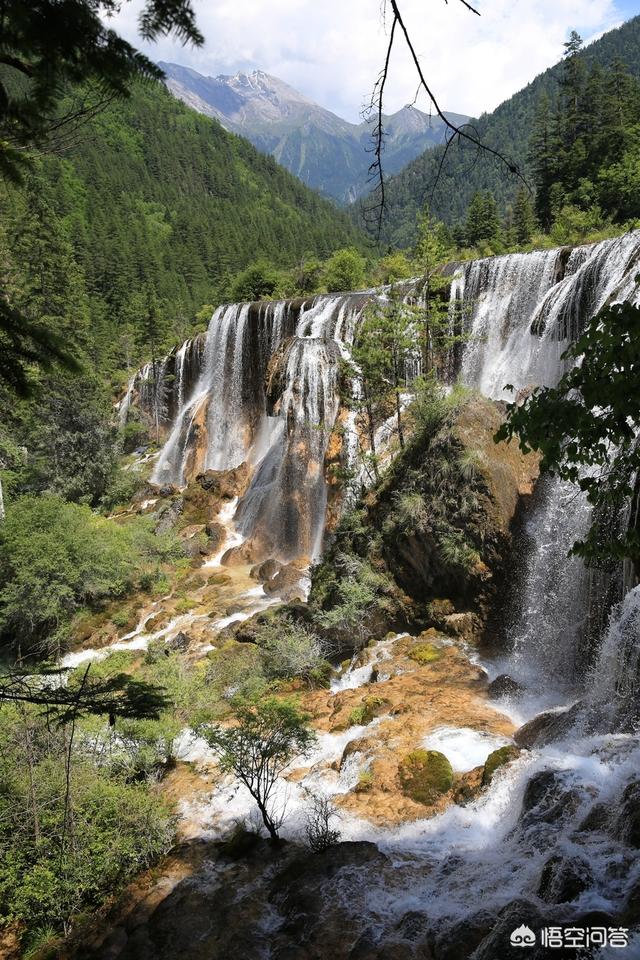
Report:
0,78,367,385
366,14,640,247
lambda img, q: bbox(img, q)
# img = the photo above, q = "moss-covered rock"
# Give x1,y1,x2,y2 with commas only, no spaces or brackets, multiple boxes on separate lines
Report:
408,642,442,664
347,695,387,726
398,749,453,804
482,745,519,786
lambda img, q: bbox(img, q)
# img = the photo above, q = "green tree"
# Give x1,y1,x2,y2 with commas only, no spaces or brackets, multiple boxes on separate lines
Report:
323,248,367,293
198,696,316,841
0,0,202,182
413,206,456,375
496,300,640,574
512,188,537,245
463,191,502,247
228,260,282,302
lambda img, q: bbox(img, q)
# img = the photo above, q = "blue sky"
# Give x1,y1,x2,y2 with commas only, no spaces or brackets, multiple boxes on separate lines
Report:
110,0,639,121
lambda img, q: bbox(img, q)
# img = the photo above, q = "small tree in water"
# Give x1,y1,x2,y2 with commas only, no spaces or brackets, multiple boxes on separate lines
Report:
198,696,316,841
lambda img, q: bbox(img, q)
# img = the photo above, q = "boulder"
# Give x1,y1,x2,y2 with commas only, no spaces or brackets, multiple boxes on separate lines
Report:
513,703,581,749
250,558,281,583
196,463,250,499
614,780,640,848
536,854,592,904
519,770,582,827
264,563,306,600
487,674,524,699
154,497,184,534
482,745,519,786
166,631,192,653
472,899,546,960
398,749,454,805
204,521,226,553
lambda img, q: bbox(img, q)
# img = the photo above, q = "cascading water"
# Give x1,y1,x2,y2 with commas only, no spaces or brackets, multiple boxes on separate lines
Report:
145,293,374,560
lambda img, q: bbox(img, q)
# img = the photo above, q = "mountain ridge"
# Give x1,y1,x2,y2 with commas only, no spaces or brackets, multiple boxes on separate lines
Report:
159,61,468,203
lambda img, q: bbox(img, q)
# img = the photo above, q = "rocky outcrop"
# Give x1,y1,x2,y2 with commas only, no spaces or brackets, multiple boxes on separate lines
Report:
310,394,539,653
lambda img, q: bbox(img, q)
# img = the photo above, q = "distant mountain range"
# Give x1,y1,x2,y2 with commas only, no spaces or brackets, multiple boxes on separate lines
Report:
159,62,468,204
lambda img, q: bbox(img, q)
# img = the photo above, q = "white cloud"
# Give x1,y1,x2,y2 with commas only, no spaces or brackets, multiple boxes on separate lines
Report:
107,0,625,121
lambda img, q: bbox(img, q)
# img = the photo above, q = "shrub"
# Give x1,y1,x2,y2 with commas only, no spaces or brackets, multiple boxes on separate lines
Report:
398,749,453,804
304,791,341,853
258,616,329,682
355,769,374,793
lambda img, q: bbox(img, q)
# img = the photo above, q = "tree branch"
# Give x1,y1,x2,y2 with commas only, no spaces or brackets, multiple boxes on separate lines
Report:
365,0,529,236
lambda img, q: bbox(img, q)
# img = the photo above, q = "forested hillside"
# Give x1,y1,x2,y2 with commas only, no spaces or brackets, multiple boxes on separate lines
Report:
0,79,366,382
366,15,640,246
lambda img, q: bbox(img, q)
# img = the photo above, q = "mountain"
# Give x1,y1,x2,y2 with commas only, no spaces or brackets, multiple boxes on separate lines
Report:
159,62,468,204
0,79,367,380
366,15,640,246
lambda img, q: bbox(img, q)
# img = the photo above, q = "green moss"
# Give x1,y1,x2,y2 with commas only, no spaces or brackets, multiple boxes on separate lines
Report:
174,597,198,615
347,695,386,726
355,769,374,793
408,642,442,664
398,749,453,804
482,745,519,786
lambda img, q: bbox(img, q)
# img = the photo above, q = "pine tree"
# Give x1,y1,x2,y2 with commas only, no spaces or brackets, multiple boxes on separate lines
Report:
512,189,537,246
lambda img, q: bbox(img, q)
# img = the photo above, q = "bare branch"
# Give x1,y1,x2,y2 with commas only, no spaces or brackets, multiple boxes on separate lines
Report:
366,0,530,236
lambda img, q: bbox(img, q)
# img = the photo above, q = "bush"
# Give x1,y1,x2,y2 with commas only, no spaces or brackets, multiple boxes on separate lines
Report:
258,616,329,682
304,791,341,853
323,247,367,293
398,749,453,804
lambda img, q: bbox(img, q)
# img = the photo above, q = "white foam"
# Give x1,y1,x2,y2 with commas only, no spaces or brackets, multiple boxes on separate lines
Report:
422,726,511,772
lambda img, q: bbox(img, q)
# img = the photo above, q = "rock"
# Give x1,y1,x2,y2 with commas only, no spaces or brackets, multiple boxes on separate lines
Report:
614,780,640,848
250,558,281,583
264,562,306,600
519,770,582,827
472,899,546,960
620,876,640,926
441,611,480,642
157,483,179,498
222,542,259,566
407,642,442,664
196,463,250,499
166,631,192,653
431,911,495,960
204,521,226,553
453,766,484,805
154,497,184,534
398,749,454,805
513,703,581,749
482,745,519,786
394,911,430,943
537,854,592,904
487,674,524,699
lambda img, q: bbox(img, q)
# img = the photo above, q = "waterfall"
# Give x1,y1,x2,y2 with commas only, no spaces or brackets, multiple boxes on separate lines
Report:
149,293,371,559
453,230,640,398
586,585,640,727
134,231,640,567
